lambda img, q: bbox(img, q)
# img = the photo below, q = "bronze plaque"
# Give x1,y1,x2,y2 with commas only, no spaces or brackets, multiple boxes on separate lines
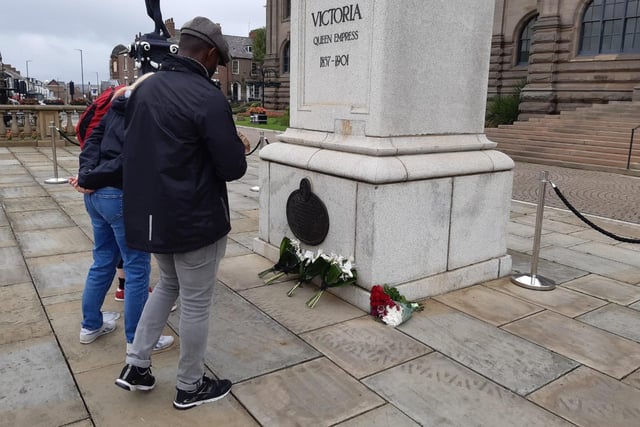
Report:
286,178,330,245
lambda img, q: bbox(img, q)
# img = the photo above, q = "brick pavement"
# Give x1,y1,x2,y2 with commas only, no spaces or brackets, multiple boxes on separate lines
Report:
513,162,640,224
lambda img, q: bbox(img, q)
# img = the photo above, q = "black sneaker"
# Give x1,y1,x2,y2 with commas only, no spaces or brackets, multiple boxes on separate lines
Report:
173,375,232,410
115,364,156,391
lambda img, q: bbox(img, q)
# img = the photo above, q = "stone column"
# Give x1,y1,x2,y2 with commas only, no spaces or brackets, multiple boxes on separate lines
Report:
255,0,514,310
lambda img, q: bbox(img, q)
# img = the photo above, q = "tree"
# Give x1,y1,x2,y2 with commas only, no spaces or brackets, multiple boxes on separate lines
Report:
251,27,266,65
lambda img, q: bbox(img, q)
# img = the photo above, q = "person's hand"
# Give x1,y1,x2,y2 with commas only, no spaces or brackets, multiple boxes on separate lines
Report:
238,131,251,154
68,175,94,194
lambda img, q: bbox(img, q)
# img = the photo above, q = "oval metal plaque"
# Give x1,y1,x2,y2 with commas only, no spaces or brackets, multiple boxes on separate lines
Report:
286,178,330,245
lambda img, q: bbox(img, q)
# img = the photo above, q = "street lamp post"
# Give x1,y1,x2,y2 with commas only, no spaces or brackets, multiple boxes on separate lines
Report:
25,59,32,96
75,49,84,99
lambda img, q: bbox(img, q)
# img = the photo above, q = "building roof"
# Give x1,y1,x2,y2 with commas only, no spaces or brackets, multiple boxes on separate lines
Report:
224,35,254,60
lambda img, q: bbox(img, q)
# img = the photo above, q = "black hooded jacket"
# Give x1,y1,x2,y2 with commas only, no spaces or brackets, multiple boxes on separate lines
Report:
77,95,128,189
122,54,247,253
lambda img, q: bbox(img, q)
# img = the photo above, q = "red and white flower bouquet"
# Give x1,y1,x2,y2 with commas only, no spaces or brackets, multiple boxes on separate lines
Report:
370,285,423,326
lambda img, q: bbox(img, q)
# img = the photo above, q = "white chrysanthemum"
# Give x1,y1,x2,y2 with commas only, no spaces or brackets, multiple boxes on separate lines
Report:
381,305,404,327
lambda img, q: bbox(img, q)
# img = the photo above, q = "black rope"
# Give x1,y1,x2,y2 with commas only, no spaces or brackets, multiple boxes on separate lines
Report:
55,128,80,147
246,136,268,156
550,182,640,244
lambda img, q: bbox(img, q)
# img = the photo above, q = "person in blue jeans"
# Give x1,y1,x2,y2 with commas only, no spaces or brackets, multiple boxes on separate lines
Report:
69,74,173,352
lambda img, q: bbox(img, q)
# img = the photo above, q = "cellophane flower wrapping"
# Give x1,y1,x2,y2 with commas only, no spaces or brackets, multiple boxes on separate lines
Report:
370,284,423,326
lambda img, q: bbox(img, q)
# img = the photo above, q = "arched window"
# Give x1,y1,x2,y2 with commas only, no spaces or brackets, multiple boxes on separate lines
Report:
518,16,537,65
282,41,290,74
580,0,640,54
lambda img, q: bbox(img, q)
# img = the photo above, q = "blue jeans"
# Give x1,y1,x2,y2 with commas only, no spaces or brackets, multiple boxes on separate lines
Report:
81,187,151,343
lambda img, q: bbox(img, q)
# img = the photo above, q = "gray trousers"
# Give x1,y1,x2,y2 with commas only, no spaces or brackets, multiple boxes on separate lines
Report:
125,236,227,391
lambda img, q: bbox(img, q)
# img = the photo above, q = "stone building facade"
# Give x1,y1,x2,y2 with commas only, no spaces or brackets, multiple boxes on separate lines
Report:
265,0,640,116
492,0,640,118
263,0,291,110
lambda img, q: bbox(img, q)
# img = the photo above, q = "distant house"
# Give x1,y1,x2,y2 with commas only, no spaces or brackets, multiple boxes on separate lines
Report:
215,35,259,102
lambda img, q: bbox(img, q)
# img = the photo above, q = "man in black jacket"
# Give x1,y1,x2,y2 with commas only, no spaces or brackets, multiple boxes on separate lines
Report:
115,16,248,410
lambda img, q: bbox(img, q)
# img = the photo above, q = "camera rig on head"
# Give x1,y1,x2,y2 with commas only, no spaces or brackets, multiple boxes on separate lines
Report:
129,33,178,75
128,0,178,74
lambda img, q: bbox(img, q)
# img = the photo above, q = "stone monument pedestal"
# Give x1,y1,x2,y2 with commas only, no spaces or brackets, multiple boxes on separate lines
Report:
254,0,514,311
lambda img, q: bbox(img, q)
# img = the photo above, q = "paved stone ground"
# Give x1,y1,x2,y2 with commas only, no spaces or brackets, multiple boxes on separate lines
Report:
1,131,640,426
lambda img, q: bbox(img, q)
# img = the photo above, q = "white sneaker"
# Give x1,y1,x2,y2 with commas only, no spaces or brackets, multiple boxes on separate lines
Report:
102,311,121,323
153,335,175,353
171,302,177,312
126,335,175,354
80,320,116,344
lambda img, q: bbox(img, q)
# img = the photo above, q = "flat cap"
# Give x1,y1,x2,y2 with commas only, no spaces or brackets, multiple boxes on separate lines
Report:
181,16,231,66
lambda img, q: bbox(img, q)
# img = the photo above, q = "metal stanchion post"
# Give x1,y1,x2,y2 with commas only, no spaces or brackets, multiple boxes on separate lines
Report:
250,131,264,193
45,121,68,184
511,170,556,290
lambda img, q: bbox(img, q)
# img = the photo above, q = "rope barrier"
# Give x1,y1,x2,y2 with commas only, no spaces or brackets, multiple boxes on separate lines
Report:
550,182,640,244
55,127,80,147
246,132,269,156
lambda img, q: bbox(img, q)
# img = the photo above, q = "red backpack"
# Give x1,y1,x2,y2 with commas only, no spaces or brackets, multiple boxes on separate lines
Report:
75,85,125,149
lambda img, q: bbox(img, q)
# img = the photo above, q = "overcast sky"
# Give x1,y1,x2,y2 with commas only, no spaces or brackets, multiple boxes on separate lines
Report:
1,0,266,84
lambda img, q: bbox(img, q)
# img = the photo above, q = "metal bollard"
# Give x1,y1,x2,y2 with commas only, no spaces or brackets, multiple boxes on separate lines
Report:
44,121,68,184
511,170,556,290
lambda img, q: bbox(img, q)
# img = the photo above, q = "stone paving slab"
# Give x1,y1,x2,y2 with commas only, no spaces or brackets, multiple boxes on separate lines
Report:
512,215,588,234
486,277,606,317
300,316,431,379
75,352,259,427
577,303,640,342
0,185,49,199
189,283,320,383
0,246,31,286
398,301,578,395
229,230,261,249
230,217,259,233
504,310,640,379
0,209,7,227
529,366,640,427
539,246,640,284
572,241,640,268
562,274,640,306
1,196,59,212
0,173,36,185
218,253,281,291
363,352,573,427
507,221,550,238
509,250,588,284
0,336,87,427
225,240,254,257
47,299,178,374
623,369,640,390
25,252,93,298
16,226,93,258
6,208,75,231
433,284,543,326
239,280,364,334
0,226,15,248
334,404,420,426
233,357,384,426
0,283,51,345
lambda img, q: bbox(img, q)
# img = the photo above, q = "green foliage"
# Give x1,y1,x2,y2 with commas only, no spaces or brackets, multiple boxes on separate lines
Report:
485,81,525,127
251,27,266,65
276,107,290,127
